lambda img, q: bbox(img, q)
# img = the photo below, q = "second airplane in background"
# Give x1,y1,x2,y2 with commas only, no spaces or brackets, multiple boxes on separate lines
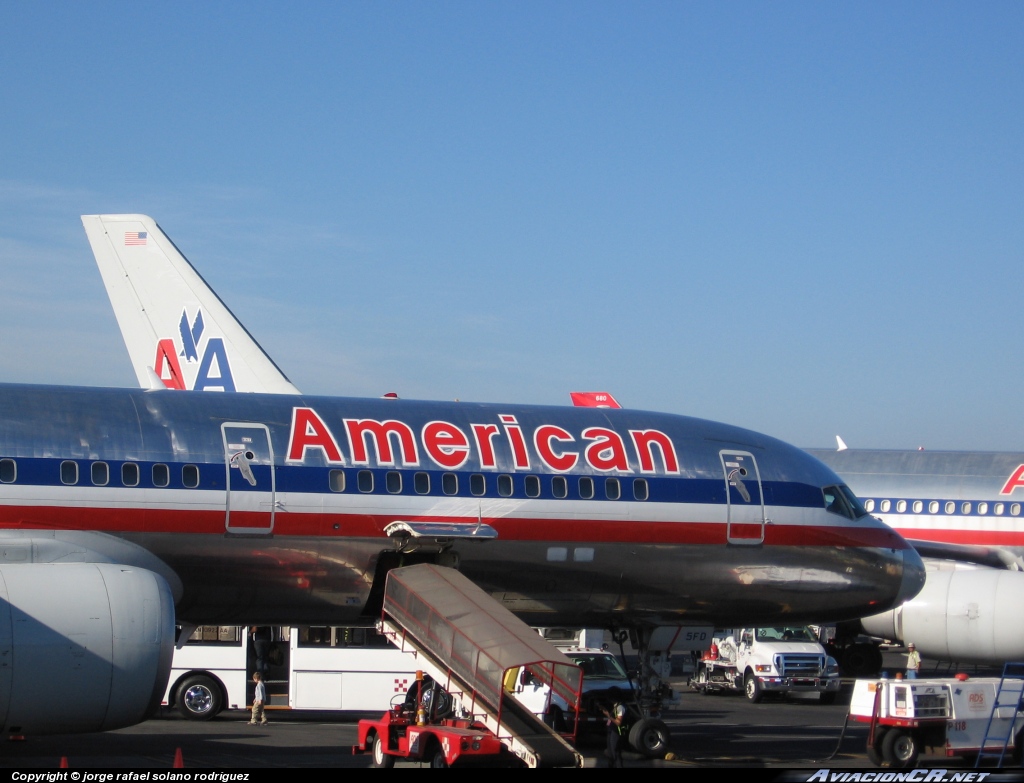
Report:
809,445,1024,665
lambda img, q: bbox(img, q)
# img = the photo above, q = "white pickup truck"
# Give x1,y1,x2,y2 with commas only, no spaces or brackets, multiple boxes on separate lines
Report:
511,647,671,758
691,626,841,703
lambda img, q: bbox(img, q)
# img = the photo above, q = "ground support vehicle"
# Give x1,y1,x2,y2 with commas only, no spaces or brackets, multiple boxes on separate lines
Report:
689,627,841,703
511,645,670,758
351,564,584,768
355,674,511,768
849,673,1024,768
163,623,420,719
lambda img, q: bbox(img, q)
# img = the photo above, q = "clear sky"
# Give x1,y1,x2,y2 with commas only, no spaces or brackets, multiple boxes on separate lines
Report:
1,2,1022,451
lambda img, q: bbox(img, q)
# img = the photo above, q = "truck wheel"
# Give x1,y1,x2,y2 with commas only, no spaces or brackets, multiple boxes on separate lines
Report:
429,747,449,768
176,675,222,720
744,673,763,703
371,734,395,769
866,728,888,766
882,729,919,768
628,718,670,758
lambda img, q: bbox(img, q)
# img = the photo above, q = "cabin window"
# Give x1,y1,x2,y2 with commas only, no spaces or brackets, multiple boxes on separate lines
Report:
962,502,972,514
995,503,1005,515
896,500,907,513
442,473,458,496
1012,503,1021,516
153,463,170,487
944,501,955,514
470,474,485,496
912,500,923,513
497,474,513,497
182,464,199,488
579,477,594,500
864,499,875,512
605,478,621,500
386,471,402,494
0,459,15,483
552,476,567,499
414,472,430,494
880,500,891,513
60,461,78,485
122,462,139,487
633,478,649,501
91,462,109,486
574,547,595,562
329,469,345,492
525,475,541,498
929,500,939,514
357,470,374,493
546,547,568,562
978,502,988,515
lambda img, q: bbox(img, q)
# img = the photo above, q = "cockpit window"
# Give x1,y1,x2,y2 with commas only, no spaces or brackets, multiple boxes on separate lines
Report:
823,484,869,519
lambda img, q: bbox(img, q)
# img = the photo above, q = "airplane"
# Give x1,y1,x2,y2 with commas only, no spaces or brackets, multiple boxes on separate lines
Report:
0,214,923,740
808,445,1024,666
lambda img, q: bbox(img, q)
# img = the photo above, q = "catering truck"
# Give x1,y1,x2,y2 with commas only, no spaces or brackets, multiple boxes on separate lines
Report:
690,626,842,703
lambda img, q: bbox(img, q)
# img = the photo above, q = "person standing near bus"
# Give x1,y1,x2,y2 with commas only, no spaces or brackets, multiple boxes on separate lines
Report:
250,672,268,725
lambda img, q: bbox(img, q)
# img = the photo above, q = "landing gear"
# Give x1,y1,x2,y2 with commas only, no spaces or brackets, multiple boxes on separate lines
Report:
611,627,674,759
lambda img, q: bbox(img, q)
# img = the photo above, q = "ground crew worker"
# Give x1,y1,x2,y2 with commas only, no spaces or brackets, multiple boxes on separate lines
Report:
601,691,627,768
906,643,921,679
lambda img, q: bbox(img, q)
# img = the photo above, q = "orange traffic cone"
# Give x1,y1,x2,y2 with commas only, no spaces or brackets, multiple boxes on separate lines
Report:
173,747,184,768
60,757,68,768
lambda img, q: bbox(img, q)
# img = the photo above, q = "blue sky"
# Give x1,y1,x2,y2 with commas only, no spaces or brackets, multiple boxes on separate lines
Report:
1,2,1022,450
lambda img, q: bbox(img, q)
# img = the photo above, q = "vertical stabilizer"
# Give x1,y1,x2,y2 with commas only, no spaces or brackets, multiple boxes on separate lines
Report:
82,215,300,394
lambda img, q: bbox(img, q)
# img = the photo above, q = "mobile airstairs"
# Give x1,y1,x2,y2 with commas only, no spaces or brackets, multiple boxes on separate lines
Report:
377,563,584,768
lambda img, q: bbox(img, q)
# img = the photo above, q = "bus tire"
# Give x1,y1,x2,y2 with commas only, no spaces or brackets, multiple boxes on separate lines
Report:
176,675,222,720
371,733,395,769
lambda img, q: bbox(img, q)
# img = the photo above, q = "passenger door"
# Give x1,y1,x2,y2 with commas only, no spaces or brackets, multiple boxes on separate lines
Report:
222,423,276,535
720,450,765,545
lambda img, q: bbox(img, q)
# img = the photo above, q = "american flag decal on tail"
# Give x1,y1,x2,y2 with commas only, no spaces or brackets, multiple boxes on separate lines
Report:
125,231,148,246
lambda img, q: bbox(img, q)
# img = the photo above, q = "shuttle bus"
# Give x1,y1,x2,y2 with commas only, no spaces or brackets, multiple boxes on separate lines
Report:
164,625,420,719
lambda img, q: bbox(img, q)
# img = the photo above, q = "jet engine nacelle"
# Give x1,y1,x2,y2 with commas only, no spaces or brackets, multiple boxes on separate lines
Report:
861,568,1024,663
0,563,175,735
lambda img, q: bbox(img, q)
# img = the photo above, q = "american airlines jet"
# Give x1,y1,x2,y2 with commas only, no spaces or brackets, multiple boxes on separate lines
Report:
809,446,1024,665
1,214,918,741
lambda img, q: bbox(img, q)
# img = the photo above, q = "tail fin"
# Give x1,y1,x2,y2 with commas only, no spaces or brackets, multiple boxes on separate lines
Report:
82,215,300,394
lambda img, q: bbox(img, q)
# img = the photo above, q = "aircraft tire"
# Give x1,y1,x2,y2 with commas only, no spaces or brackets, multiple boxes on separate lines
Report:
176,675,222,720
628,718,670,758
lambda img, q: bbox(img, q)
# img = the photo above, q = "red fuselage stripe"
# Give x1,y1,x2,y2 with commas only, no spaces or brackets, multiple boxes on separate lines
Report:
0,505,911,548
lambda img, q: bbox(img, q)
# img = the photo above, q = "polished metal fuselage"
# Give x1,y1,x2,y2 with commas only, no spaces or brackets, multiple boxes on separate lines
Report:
0,385,924,627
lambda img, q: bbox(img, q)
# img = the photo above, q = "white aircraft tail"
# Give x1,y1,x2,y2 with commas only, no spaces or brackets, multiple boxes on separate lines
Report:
82,214,300,394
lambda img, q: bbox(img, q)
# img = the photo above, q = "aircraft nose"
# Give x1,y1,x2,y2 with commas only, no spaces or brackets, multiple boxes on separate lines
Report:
895,545,926,605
